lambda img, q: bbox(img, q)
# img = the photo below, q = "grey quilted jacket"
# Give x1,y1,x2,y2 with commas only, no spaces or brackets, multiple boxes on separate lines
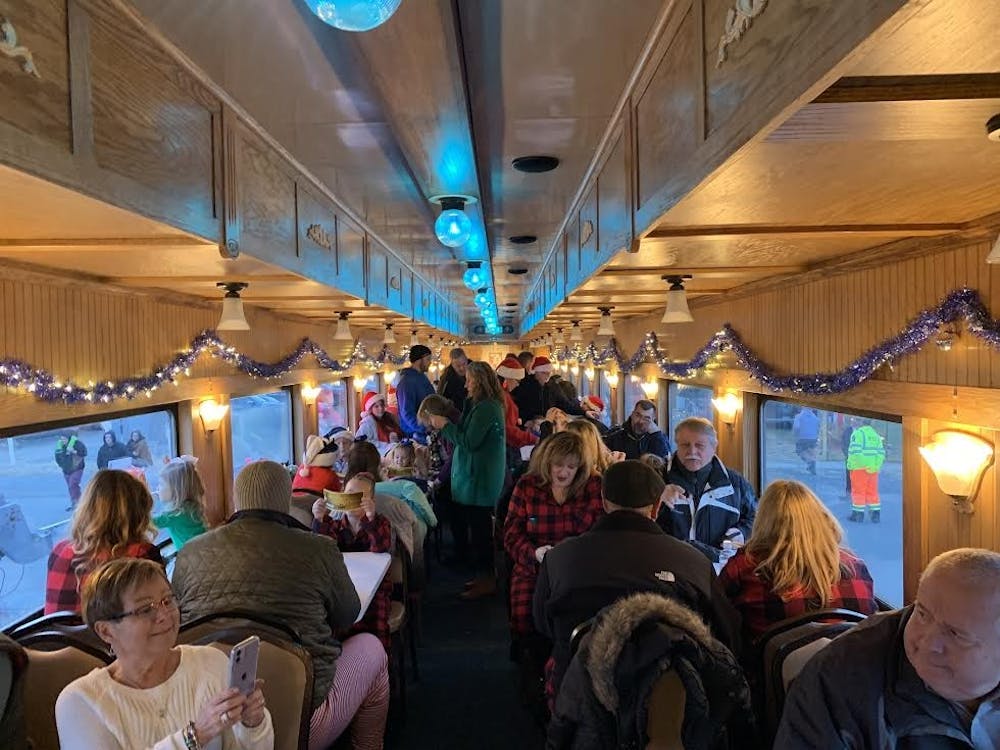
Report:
172,510,360,711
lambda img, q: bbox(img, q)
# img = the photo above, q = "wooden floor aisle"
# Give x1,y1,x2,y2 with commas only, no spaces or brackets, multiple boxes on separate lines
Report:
389,557,546,750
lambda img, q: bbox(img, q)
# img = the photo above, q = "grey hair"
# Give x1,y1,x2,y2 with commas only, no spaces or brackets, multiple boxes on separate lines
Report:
921,548,1000,590
449,347,467,362
674,416,718,445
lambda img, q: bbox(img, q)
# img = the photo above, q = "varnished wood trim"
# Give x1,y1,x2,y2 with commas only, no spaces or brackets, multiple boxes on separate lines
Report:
645,223,964,240
816,73,1000,103
600,265,804,277
693,0,707,143
66,0,93,159
220,106,241,259
0,236,207,248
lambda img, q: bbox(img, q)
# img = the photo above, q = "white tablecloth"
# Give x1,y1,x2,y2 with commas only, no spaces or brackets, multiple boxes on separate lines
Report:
343,552,391,623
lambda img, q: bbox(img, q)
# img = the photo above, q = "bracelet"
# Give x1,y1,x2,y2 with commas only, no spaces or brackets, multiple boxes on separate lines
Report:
183,721,200,750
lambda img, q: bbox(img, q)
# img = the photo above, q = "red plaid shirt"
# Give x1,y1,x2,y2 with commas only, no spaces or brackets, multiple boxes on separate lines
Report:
718,547,877,639
45,539,164,614
503,473,604,635
313,513,393,650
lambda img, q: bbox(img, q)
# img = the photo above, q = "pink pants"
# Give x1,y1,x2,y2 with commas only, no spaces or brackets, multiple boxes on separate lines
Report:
309,633,389,750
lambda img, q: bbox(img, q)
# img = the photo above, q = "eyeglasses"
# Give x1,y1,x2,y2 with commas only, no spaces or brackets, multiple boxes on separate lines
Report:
109,594,178,621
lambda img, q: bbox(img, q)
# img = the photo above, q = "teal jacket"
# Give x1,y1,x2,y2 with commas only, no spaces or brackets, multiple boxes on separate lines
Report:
442,398,506,508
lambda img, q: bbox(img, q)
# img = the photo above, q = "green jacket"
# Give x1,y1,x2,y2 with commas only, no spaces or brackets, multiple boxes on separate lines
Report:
442,398,506,508
847,424,886,472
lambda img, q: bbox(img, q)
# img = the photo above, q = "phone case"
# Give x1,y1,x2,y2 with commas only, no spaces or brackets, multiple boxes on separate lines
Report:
228,636,260,696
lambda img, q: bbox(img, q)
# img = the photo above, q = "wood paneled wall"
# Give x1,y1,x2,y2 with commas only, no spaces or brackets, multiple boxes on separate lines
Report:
611,235,1000,601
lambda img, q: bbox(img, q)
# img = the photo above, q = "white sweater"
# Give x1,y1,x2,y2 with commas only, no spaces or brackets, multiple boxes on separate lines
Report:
56,645,274,750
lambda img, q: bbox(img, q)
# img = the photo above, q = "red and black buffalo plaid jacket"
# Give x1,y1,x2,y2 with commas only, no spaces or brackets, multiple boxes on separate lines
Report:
503,472,604,635
45,539,164,614
313,513,393,650
718,547,877,639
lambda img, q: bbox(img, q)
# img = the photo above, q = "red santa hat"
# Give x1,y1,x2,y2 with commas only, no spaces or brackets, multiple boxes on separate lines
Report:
532,356,553,373
496,356,525,381
583,395,605,413
362,391,385,414
299,434,337,476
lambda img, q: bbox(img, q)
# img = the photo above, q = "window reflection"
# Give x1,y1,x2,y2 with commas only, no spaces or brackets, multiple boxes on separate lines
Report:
230,391,293,473
668,383,714,436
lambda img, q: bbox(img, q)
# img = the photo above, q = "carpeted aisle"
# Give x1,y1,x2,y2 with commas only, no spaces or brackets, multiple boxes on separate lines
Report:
389,559,546,750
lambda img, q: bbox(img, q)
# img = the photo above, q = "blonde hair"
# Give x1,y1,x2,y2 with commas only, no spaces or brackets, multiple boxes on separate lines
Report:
158,460,206,521
527,432,592,500
70,470,155,575
564,420,614,474
746,480,852,606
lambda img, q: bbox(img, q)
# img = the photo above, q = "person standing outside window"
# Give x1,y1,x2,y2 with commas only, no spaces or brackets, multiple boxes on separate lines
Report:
55,430,87,511
846,419,885,523
792,407,820,475
396,344,436,443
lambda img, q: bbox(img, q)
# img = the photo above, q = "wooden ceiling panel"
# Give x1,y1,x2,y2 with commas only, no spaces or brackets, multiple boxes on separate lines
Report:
621,235,884,269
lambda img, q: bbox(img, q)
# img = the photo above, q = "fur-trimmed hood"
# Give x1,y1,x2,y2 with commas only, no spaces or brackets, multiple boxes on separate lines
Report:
585,592,716,713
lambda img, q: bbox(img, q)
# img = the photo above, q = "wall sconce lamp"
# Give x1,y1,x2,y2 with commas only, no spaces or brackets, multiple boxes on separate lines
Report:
384,370,397,386
640,379,660,399
604,371,619,389
570,363,580,376
301,384,322,404
198,398,229,433
584,367,595,381
919,430,994,514
712,392,741,426
353,376,368,392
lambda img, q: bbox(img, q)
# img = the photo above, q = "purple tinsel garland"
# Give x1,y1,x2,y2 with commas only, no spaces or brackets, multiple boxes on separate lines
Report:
1,288,993,404
552,287,995,394
0,332,437,405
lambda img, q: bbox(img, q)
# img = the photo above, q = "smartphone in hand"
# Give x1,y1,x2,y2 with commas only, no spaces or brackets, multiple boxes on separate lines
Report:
228,636,260,696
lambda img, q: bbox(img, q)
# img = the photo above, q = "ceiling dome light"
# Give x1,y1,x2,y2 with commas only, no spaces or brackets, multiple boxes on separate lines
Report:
570,320,582,342
383,322,396,345
597,306,615,337
463,261,486,291
216,282,250,331
661,275,694,324
512,155,560,173
434,197,472,248
333,311,353,340
304,0,403,32
988,113,1000,142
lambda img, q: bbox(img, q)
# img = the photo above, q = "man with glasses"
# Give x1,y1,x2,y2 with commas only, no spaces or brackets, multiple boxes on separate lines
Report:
603,400,671,461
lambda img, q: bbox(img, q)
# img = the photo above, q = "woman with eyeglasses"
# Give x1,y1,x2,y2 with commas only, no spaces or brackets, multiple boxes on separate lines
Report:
45,469,164,614
56,557,274,749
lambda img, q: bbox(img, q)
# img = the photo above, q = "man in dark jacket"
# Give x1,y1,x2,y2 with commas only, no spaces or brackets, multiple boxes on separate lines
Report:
603,399,671,460
513,355,549,422
534,460,741,698
173,461,377,721
656,417,756,563
777,547,1000,749
436,347,468,412
396,344,436,442
54,430,87,511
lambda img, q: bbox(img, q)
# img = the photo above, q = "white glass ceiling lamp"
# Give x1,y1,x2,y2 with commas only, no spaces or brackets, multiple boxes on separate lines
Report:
304,0,403,32
597,307,616,337
462,261,486,292
216,282,250,331
409,329,420,347
570,321,582,342
661,275,694,324
333,311,353,340
919,430,994,514
554,328,565,345
383,323,396,345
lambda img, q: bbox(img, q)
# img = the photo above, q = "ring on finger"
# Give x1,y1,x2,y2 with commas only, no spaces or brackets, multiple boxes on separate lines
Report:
220,710,229,724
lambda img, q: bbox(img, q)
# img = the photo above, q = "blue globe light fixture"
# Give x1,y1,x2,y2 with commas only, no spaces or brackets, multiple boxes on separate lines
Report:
462,261,486,292
474,288,492,308
304,0,403,32
434,197,472,248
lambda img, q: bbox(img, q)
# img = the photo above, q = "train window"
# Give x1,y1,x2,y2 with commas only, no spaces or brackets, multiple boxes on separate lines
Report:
623,376,646,419
759,401,903,606
0,408,177,626
317,381,349,435
230,390,293,473
667,382,714,437
595,372,611,426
